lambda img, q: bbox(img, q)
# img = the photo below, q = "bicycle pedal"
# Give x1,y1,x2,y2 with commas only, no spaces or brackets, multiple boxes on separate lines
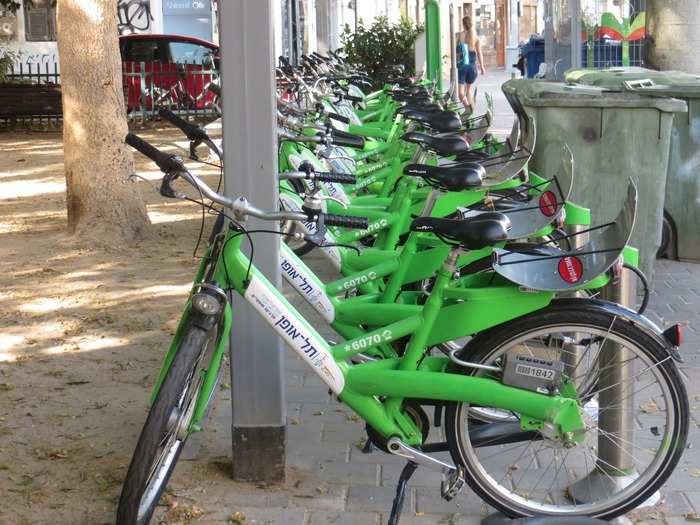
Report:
440,466,465,501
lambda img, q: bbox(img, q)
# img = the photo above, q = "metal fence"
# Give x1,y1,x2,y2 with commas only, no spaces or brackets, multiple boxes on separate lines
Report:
122,60,220,122
0,62,62,128
0,59,220,128
584,0,647,69
545,0,647,79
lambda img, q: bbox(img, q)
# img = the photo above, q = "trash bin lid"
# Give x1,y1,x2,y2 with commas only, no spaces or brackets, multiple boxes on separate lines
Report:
503,78,688,112
565,67,700,98
564,67,664,88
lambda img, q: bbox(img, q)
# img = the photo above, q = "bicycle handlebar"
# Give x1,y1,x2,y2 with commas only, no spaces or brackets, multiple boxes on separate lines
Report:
125,133,184,173
338,93,363,103
125,134,368,231
158,109,208,142
331,129,365,149
327,112,350,124
280,170,357,185
297,161,356,184
323,214,369,229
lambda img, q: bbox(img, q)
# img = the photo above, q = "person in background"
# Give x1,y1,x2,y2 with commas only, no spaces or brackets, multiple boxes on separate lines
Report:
456,15,485,115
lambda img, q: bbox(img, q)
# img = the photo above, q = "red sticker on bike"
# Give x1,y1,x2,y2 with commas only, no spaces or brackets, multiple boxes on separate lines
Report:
539,191,557,217
558,256,583,284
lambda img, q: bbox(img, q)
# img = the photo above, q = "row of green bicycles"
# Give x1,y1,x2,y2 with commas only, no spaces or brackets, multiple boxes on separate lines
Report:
116,51,689,525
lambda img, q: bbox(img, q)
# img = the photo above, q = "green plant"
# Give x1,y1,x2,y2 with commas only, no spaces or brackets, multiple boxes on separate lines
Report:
0,0,21,13
341,16,423,87
0,47,18,84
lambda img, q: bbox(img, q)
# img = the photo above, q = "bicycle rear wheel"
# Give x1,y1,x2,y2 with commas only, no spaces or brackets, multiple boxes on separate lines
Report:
117,322,217,525
444,301,688,520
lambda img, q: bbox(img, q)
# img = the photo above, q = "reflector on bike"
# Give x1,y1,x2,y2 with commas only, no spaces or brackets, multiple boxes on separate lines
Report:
460,144,574,240
492,179,637,291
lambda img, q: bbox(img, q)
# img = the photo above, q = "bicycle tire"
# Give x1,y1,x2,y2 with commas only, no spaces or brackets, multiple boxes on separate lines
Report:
444,301,689,520
117,322,215,525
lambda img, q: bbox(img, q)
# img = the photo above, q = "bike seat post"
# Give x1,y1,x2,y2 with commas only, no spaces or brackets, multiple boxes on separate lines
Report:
408,141,426,164
444,246,464,274
418,188,439,217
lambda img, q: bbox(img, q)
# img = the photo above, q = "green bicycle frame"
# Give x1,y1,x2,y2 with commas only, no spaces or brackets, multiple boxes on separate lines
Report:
154,228,586,446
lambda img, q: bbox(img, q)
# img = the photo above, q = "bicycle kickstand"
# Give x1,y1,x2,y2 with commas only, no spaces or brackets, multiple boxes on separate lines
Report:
387,461,418,525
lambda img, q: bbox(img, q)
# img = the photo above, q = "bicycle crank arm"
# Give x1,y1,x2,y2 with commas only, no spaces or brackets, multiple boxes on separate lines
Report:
386,437,455,474
386,438,466,501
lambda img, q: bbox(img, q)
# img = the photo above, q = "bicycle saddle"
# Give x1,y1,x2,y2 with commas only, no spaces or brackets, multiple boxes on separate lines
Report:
400,102,444,113
392,86,430,97
410,213,510,250
402,132,469,156
404,163,484,191
391,92,433,104
401,109,462,133
455,149,491,161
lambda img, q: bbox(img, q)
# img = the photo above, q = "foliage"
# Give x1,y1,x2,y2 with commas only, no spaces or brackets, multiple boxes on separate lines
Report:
0,47,18,84
0,0,21,14
341,16,423,87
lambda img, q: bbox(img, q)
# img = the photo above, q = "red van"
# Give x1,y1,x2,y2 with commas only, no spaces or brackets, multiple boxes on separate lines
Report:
119,34,219,113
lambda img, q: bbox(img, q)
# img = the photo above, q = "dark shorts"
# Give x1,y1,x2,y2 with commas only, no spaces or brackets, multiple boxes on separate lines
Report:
458,66,478,85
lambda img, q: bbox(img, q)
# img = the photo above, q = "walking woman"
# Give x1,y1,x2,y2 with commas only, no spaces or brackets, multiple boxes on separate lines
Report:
456,15,485,114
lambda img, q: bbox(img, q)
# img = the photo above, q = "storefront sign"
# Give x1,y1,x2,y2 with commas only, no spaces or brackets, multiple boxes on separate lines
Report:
163,0,211,15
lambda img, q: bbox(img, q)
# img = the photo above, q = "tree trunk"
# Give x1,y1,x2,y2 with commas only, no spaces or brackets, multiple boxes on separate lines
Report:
647,0,700,73
56,0,150,241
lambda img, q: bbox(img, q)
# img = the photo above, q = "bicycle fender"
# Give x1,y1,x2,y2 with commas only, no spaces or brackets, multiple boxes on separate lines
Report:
550,298,683,362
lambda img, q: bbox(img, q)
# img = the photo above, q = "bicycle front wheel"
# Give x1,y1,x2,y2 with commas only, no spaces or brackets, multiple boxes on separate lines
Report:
444,301,688,520
117,322,217,525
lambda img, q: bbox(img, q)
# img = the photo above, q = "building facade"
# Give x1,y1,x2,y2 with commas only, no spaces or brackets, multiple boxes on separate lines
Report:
0,0,646,80
0,0,218,71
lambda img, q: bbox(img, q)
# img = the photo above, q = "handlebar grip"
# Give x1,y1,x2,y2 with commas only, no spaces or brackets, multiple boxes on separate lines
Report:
323,214,369,230
314,171,357,184
125,133,184,173
343,94,363,103
327,112,350,124
158,109,207,141
331,129,365,149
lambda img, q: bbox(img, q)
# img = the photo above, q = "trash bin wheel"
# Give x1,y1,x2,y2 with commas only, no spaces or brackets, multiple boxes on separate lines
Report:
657,210,676,260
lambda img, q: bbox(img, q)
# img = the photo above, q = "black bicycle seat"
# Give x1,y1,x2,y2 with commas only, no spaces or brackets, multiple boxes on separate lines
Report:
400,102,444,113
391,91,431,103
404,163,484,191
402,110,462,133
410,213,510,250
402,132,469,156
455,149,491,161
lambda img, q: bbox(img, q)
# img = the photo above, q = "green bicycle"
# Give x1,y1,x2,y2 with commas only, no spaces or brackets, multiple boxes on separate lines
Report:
117,133,689,525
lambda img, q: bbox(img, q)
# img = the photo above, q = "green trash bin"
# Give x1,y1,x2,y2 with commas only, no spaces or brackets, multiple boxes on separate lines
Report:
502,78,687,283
565,67,700,263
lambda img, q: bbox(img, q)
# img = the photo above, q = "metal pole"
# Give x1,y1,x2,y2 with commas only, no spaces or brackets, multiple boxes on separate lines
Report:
505,0,520,76
560,224,588,385
449,2,459,103
570,0,582,71
568,272,659,507
220,0,286,483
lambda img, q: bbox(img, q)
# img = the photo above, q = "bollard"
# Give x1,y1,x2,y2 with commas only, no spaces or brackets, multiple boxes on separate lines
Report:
567,270,659,507
560,224,588,386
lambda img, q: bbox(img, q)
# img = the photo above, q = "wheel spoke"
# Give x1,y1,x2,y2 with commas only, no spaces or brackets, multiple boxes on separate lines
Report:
452,319,684,516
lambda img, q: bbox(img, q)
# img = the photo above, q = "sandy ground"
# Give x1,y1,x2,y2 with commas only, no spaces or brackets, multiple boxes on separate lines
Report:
0,129,311,525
